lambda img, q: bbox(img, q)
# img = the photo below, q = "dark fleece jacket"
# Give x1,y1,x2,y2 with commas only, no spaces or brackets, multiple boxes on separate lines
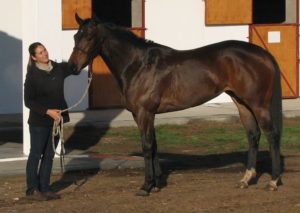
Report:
24,61,77,126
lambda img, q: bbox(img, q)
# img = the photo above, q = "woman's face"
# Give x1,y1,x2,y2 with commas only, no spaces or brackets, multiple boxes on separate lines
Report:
32,45,49,64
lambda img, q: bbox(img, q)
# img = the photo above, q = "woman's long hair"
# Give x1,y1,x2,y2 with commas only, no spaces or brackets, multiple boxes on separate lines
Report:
27,42,43,72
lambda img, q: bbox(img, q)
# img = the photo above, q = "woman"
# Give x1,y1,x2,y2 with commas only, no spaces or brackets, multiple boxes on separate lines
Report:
24,42,78,200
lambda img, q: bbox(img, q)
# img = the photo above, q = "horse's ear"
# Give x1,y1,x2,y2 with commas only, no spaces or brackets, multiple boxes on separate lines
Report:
92,12,101,23
75,13,84,25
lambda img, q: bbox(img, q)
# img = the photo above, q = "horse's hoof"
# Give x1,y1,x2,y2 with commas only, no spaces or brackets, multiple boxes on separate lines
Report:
136,190,150,196
237,181,248,189
152,187,161,193
265,182,278,191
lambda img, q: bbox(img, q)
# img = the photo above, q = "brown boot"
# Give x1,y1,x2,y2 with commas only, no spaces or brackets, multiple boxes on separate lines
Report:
26,189,47,201
43,191,61,200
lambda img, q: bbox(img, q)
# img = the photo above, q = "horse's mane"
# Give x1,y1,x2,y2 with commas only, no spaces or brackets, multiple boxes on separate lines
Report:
91,19,165,48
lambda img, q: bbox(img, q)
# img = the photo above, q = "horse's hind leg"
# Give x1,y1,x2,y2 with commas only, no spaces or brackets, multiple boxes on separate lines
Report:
252,107,281,191
231,97,261,188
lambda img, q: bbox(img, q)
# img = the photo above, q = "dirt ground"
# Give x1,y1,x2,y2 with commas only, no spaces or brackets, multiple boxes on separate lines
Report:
1,118,300,213
1,154,300,213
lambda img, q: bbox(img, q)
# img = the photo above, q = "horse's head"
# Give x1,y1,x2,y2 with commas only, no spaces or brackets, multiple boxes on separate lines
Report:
68,14,101,74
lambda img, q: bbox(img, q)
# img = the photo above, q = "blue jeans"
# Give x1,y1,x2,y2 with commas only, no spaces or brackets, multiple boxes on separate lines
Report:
26,126,59,194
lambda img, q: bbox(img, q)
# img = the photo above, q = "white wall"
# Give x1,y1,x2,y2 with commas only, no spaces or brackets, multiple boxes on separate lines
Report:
145,0,249,103
0,1,23,113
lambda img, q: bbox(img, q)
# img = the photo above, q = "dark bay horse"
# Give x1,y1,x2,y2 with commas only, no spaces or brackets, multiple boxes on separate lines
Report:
68,14,282,195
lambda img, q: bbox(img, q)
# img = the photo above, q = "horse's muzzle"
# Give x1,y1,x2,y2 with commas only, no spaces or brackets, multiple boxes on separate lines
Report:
68,62,81,75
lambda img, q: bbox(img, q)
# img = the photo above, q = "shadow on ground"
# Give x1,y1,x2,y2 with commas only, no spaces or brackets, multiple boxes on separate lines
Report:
154,151,285,188
51,150,285,193
51,169,99,193
64,125,109,152
52,109,126,193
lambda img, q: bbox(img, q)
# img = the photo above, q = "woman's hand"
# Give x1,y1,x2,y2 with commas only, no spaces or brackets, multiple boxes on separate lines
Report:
46,109,61,122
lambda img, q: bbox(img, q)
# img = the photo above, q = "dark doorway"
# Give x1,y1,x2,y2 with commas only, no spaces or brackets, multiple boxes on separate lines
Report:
92,0,132,27
253,0,286,24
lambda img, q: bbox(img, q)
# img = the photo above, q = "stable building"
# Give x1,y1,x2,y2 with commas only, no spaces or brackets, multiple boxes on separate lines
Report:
0,0,298,154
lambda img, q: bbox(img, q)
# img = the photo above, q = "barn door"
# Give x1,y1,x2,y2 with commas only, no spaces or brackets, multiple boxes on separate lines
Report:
249,24,299,98
90,57,122,108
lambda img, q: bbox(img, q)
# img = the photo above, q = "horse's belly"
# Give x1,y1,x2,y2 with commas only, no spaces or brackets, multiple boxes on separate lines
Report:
157,90,220,113
155,68,224,113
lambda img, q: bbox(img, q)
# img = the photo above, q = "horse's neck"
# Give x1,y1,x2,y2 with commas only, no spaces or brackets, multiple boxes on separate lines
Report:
100,36,143,91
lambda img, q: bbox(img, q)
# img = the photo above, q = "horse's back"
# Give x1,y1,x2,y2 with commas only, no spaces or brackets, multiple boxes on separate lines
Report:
154,40,278,112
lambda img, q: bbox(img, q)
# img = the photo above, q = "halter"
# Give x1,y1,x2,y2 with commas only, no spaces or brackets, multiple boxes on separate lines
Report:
73,46,89,54
73,44,101,63
72,30,106,60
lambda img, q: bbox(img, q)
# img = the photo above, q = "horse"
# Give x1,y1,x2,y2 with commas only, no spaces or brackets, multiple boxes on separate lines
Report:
68,14,282,196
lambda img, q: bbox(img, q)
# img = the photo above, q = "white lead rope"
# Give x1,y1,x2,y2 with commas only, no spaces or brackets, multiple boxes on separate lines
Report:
52,117,66,173
52,75,93,173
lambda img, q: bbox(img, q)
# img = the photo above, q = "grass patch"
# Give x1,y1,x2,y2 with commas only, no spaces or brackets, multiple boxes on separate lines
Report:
66,117,300,156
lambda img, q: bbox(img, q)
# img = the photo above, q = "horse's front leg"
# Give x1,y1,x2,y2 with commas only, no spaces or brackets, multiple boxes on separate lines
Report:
133,111,162,196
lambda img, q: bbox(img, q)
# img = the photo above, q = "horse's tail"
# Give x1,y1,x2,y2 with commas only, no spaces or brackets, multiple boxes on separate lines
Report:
270,56,283,140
